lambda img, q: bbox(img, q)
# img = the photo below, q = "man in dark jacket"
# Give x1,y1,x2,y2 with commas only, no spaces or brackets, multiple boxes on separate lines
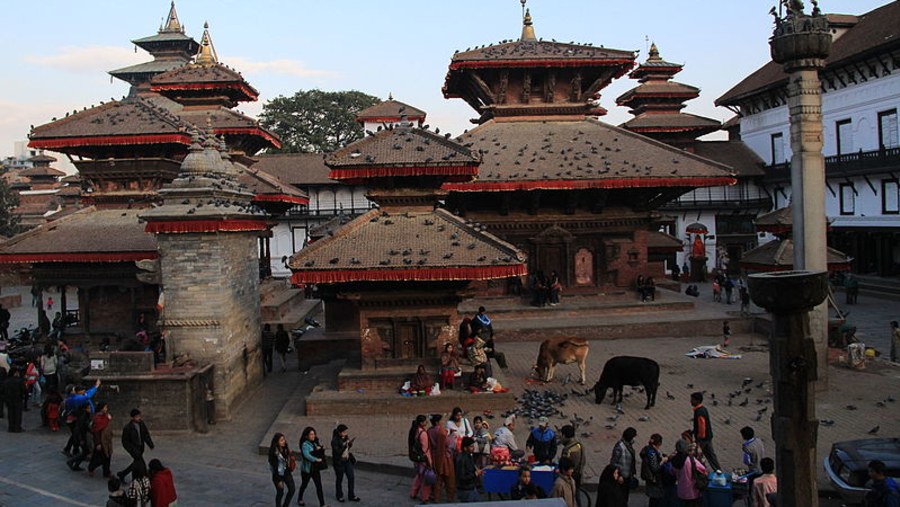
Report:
455,437,480,503
66,403,92,470
691,392,721,471
867,460,900,507
261,324,275,375
117,408,155,481
1,367,26,432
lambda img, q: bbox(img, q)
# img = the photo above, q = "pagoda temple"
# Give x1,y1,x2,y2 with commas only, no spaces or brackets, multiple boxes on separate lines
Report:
288,121,525,368
616,43,721,148
0,4,302,356
441,10,736,291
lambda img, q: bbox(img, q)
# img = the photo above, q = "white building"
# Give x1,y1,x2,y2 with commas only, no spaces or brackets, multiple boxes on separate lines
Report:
717,2,900,276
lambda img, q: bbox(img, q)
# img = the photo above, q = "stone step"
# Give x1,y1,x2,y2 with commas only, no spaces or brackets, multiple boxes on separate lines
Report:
258,277,289,301
262,299,322,329
496,314,757,341
260,287,305,321
305,386,516,416
485,299,694,323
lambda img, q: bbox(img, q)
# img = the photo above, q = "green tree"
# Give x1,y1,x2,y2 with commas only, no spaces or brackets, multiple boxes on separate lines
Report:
260,89,381,153
0,176,22,237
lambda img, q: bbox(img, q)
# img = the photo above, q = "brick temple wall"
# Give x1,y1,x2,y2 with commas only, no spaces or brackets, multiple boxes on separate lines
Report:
156,231,263,420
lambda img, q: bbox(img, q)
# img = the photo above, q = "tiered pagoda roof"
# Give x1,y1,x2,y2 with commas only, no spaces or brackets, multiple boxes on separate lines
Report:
109,2,199,87
326,124,480,184
617,43,720,139
150,23,259,107
443,119,736,192
20,154,65,179
443,9,636,120
740,206,851,272
289,112,526,285
0,207,157,264
288,208,525,284
355,98,426,125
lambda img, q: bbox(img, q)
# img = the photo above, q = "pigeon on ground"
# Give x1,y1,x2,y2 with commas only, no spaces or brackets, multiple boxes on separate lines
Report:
868,425,880,435
666,392,675,400
739,398,749,407
846,405,858,411
820,419,835,426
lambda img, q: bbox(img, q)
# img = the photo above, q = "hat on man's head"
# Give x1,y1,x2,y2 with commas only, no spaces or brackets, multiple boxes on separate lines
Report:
505,414,516,426
538,416,549,427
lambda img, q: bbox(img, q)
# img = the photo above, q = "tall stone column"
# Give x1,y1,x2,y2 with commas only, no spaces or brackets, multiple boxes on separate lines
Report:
770,8,832,388
142,132,267,420
749,270,829,507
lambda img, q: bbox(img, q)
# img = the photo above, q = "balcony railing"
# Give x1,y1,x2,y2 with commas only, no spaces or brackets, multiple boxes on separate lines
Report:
764,146,900,183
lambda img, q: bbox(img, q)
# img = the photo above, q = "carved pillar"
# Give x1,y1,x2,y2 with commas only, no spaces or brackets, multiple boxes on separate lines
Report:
498,71,509,104
749,271,828,507
522,72,532,103
771,12,832,389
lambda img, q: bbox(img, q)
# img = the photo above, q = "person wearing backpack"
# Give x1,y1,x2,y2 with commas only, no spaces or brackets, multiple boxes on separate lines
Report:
640,433,668,507
62,379,101,456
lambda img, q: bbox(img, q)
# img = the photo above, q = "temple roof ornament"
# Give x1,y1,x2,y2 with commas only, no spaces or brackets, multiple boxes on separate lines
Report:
162,1,184,34
521,8,536,42
195,22,218,65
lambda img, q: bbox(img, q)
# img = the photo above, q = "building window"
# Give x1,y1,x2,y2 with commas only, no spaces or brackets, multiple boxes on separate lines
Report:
839,183,855,215
836,119,853,155
883,179,899,214
770,133,784,164
879,109,898,150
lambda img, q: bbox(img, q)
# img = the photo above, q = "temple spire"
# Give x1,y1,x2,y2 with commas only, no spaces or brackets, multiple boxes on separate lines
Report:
195,22,218,65
648,42,661,62
161,1,184,33
521,8,537,42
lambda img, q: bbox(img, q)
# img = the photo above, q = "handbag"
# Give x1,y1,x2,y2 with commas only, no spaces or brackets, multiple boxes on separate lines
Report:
691,458,708,490
348,453,357,465
288,454,297,472
423,467,437,486
312,446,328,471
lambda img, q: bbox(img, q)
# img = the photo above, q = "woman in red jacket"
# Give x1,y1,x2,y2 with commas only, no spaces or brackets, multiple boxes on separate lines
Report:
148,459,178,507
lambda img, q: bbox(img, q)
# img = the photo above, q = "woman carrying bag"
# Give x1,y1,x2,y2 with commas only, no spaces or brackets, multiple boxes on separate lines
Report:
269,433,296,507
298,426,327,507
331,424,360,503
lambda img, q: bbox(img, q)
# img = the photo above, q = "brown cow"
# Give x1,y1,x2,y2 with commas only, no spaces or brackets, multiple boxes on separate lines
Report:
533,337,590,384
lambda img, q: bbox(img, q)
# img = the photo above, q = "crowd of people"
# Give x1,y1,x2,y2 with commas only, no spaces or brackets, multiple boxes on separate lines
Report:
398,390,789,507
268,424,359,507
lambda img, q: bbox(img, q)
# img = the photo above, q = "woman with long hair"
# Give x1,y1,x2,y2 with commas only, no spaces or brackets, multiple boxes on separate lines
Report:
331,424,359,502
298,426,327,507
268,432,296,507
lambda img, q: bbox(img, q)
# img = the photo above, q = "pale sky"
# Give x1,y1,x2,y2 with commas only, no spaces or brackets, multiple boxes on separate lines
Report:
0,0,888,171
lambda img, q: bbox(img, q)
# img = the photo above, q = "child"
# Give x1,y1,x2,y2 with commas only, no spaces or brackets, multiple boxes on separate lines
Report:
712,281,722,302
472,416,493,468
723,321,732,348
45,391,63,432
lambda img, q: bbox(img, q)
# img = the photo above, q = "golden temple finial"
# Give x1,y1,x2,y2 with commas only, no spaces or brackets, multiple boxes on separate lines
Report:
161,1,184,33
388,92,393,100
195,22,219,65
521,7,537,42
647,42,661,62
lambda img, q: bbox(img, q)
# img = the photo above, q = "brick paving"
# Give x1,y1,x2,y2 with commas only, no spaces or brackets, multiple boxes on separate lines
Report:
0,283,896,506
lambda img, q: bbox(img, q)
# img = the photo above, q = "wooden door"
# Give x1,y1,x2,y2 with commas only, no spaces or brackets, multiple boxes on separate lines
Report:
538,246,563,277
395,323,420,359
574,248,594,285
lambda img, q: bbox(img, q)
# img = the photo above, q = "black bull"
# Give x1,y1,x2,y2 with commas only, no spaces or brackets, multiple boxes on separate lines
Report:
593,356,660,409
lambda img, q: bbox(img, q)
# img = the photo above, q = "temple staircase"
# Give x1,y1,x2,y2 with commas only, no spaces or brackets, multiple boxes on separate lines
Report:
259,278,321,332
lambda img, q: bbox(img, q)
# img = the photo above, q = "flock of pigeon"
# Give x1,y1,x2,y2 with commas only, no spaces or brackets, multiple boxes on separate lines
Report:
490,371,891,441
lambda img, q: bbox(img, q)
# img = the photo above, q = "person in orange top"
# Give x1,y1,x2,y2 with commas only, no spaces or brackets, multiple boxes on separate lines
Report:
690,392,721,471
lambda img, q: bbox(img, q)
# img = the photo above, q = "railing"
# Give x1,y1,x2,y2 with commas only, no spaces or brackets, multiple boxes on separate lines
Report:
284,206,374,218
764,146,900,182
